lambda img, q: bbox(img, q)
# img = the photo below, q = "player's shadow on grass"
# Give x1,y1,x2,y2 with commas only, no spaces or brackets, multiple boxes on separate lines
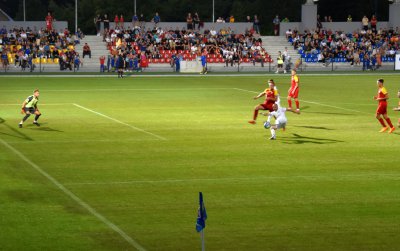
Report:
0,117,33,141
280,133,344,144
25,123,63,132
294,125,334,131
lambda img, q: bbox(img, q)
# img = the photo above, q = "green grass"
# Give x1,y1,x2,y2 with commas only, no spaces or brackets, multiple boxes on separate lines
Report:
1,75,400,251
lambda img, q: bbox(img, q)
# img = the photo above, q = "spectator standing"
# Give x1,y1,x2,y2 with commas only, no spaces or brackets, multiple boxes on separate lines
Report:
273,15,280,36
120,15,124,28
153,12,161,25
45,12,54,31
74,54,81,71
132,14,138,26
186,13,193,30
139,14,145,27
193,12,200,30
246,16,251,23
83,43,91,58
94,14,101,36
229,15,235,23
371,15,377,33
347,15,352,22
282,17,289,22
103,14,110,31
99,55,105,72
316,14,322,29
253,15,260,34
114,15,120,28
362,15,369,31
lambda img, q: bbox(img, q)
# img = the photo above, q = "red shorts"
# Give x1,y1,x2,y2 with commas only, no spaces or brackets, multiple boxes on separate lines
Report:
376,102,387,115
288,87,299,98
261,102,274,112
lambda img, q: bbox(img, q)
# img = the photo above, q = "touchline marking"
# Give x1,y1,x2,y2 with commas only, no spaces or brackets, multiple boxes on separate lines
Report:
233,88,368,114
0,138,146,251
0,103,71,105
73,103,167,141
64,173,400,186
0,88,232,92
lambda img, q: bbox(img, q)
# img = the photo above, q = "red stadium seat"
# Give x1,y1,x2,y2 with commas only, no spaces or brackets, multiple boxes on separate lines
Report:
159,58,166,63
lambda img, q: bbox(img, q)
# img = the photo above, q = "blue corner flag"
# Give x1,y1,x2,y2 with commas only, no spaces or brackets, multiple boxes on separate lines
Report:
196,192,207,232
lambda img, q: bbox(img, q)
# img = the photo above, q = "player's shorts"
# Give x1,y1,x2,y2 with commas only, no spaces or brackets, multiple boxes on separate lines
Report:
277,64,283,68
275,121,287,129
376,102,387,115
24,107,36,114
288,88,299,98
260,102,274,112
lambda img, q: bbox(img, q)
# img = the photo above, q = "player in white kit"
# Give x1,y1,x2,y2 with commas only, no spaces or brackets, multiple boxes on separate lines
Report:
265,103,299,140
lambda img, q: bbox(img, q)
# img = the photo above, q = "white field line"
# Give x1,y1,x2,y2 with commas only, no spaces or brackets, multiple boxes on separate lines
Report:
64,173,400,186
0,138,146,251
73,103,167,141
233,88,368,114
0,103,71,105
0,88,232,92
1,72,400,78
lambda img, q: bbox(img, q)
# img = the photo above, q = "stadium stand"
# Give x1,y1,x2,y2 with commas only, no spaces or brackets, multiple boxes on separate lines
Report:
103,25,273,70
286,28,399,69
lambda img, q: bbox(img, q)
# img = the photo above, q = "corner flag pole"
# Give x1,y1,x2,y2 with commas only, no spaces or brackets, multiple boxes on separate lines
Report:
201,229,205,251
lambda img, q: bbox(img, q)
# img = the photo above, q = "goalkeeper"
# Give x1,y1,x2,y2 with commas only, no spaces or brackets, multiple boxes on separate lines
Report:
264,103,299,140
19,89,41,128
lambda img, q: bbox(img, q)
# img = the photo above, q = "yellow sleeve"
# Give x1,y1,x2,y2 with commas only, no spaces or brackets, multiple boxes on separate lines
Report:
274,89,278,96
381,87,387,95
294,75,299,83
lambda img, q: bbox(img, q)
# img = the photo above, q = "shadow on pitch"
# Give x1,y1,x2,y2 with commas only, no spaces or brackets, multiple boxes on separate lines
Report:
0,117,33,141
302,111,354,116
26,123,63,132
294,125,334,131
279,133,344,144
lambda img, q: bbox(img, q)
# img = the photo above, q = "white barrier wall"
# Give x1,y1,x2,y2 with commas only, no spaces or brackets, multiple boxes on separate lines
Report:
0,21,68,32
280,22,390,34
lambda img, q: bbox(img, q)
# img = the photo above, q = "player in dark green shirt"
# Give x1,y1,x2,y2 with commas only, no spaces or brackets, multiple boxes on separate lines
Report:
19,89,41,128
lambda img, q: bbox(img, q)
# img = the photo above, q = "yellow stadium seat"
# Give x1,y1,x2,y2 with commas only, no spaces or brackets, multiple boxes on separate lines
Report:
34,58,40,64
40,58,47,64
16,45,22,50
53,58,59,64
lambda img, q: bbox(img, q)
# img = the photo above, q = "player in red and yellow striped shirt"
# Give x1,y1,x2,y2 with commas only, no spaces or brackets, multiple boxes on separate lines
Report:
248,82,278,124
374,79,395,133
287,69,300,111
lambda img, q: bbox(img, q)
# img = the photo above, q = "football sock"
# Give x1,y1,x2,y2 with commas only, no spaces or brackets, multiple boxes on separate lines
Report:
22,114,30,122
295,100,300,109
385,118,394,128
288,99,292,108
378,118,386,127
253,110,258,120
270,128,276,138
34,114,41,121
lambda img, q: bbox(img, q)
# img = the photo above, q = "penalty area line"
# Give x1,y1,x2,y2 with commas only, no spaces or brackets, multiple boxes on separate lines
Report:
0,138,146,251
73,103,167,141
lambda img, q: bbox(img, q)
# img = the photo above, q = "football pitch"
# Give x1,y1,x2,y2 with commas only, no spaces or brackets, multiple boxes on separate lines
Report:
1,74,400,251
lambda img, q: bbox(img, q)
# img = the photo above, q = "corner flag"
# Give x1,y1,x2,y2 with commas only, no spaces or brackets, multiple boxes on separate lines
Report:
196,192,207,232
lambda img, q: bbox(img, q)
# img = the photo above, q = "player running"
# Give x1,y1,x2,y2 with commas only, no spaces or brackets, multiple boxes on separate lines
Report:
374,79,395,133
287,69,300,112
248,80,278,124
19,89,41,128
264,103,299,140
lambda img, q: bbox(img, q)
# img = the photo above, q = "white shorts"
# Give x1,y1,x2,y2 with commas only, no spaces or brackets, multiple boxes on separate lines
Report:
275,120,287,129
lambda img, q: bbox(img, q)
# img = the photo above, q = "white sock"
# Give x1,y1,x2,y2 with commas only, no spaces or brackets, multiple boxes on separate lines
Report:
270,128,276,138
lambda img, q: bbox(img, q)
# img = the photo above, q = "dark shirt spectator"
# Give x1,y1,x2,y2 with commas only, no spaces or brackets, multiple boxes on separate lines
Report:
83,43,91,58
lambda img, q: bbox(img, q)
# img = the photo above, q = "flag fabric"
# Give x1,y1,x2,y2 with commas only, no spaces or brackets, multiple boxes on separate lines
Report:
196,192,207,232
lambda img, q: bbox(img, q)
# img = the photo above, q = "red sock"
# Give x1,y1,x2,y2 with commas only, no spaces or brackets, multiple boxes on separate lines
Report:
378,118,386,127
253,110,259,120
295,100,300,109
288,99,292,108
385,117,394,128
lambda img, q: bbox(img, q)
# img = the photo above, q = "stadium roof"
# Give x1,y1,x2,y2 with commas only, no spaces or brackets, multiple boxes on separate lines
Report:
0,8,13,21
